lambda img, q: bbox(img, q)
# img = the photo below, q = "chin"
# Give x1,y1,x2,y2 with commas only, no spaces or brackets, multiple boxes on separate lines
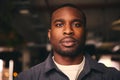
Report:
57,48,82,57
54,44,84,57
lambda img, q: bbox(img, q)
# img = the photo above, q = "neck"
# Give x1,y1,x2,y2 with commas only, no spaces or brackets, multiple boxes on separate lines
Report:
53,53,84,65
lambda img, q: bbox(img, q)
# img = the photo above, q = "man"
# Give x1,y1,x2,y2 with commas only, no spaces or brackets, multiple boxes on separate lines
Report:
15,4,120,80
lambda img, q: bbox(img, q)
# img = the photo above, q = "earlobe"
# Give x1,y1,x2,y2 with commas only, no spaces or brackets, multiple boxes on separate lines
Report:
48,29,51,40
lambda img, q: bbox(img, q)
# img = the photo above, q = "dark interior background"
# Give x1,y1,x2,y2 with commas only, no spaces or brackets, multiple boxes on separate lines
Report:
0,0,120,76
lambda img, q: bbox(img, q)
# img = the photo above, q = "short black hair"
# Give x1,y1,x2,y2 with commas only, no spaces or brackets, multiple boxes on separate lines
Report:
49,3,86,27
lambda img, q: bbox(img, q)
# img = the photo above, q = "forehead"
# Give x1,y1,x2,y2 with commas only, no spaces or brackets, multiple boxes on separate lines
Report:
51,6,82,20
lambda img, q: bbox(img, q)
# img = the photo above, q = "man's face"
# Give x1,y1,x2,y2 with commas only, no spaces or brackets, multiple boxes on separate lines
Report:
48,7,86,57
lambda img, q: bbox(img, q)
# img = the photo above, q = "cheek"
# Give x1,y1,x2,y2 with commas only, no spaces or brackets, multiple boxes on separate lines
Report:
50,30,62,43
75,29,85,38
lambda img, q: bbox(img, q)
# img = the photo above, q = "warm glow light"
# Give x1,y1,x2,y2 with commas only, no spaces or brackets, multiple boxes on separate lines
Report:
13,72,18,77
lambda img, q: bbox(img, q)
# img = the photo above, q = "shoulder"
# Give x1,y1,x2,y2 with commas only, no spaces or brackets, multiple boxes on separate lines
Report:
15,62,45,80
94,60,120,74
85,54,120,80
104,66,120,76
96,62,120,79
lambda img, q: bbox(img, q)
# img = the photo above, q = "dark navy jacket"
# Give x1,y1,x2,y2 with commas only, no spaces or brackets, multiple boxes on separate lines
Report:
15,53,120,80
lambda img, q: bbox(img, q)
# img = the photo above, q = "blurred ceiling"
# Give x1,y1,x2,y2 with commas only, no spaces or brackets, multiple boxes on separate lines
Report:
0,0,120,47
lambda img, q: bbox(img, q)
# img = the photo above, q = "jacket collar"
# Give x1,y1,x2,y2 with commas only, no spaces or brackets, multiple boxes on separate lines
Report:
44,53,106,74
84,54,106,73
44,53,58,73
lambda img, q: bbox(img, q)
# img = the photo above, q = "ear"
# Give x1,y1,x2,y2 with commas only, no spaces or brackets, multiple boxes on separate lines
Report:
48,29,51,40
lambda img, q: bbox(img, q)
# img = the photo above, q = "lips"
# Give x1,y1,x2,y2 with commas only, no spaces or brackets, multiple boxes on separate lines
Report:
60,37,77,47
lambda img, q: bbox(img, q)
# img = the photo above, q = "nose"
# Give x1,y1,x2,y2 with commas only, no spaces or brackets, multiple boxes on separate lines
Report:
63,26,74,35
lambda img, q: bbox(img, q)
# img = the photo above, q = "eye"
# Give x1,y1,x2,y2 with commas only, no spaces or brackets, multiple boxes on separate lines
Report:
55,23,64,28
72,22,82,28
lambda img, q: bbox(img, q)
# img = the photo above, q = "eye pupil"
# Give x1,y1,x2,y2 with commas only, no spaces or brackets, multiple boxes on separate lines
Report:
58,24,62,26
76,24,79,26
76,24,81,27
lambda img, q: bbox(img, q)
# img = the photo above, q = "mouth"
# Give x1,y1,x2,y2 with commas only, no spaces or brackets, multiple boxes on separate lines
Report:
60,37,77,47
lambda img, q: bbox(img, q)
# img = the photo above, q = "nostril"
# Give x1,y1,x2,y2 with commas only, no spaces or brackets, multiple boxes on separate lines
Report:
63,31,74,35
63,26,74,35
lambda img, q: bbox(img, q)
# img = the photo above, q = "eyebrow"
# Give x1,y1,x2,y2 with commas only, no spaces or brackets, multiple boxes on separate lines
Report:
52,19,64,24
72,19,83,23
52,19,83,24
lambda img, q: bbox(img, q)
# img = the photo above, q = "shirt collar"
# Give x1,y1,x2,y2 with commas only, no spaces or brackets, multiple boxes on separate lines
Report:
44,53,106,74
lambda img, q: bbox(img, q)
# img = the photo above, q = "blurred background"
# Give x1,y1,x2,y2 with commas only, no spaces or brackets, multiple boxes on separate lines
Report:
0,0,120,80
